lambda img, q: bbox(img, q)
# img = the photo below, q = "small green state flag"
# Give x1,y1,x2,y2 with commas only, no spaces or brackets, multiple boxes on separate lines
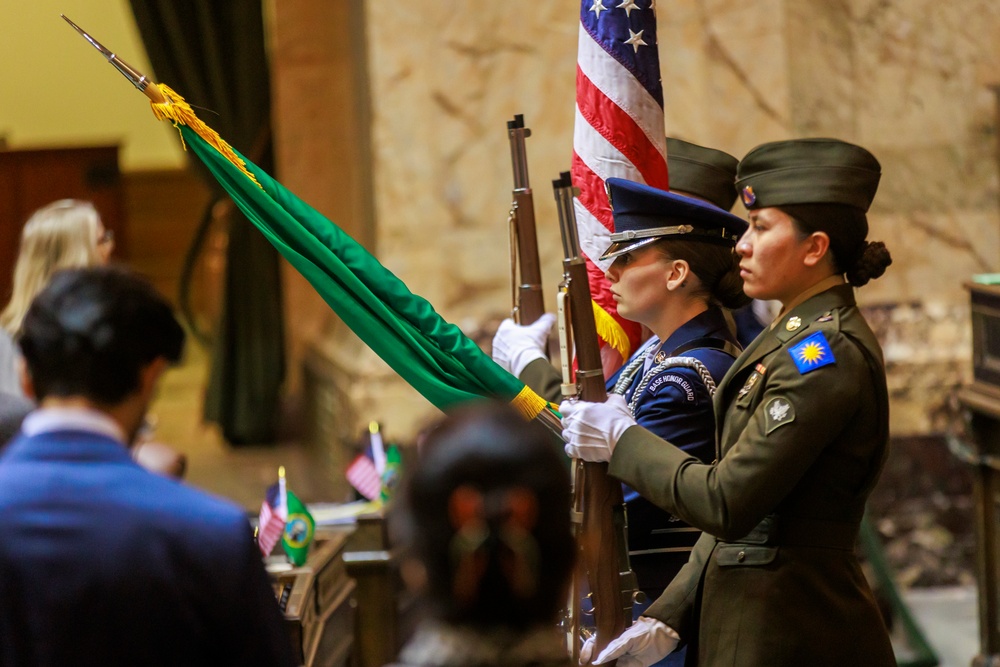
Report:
282,490,315,566
380,444,402,503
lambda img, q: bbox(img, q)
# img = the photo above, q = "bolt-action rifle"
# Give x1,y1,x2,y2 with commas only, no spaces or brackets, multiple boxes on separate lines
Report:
552,172,637,665
507,115,546,326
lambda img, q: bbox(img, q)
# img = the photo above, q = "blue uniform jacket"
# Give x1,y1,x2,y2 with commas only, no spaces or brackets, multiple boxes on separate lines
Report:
607,307,739,595
0,430,295,667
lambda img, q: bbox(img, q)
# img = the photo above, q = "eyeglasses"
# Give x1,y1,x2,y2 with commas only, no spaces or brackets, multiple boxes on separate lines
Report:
98,229,115,246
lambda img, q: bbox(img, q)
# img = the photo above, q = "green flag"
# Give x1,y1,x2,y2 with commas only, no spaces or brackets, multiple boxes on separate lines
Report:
380,444,402,504
174,123,549,420
282,489,315,567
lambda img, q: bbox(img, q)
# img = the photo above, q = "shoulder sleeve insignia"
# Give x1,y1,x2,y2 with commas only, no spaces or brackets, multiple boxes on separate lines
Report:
764,396,795,434
646,372,697,402
788,331,835,374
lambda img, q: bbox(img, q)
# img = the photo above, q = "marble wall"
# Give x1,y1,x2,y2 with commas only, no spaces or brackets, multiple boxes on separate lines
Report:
273,0,1000,440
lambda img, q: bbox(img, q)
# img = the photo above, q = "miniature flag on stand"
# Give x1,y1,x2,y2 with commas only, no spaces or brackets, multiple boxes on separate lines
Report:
346,421,385,501
571,0,668,374
282,488,315,567
258,466,288,557
380,444,402,503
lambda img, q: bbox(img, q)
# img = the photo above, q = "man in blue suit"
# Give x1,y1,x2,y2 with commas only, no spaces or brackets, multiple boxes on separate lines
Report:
0,266,295,667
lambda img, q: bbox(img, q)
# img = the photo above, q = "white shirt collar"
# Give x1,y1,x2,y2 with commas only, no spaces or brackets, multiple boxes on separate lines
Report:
21,406,127,445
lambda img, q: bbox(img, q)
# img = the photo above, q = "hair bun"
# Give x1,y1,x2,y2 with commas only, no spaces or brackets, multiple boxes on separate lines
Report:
714,259,753,310
846,241,892,286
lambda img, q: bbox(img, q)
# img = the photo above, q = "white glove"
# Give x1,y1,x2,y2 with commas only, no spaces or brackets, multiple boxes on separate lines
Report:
560,394,636,462
491,314,555,377
579,635,597,665
592,616,679,666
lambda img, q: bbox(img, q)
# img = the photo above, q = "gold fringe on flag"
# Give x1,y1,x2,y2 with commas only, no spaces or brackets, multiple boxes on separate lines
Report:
510,384,555,421
149,83,263,189
592,299,631,361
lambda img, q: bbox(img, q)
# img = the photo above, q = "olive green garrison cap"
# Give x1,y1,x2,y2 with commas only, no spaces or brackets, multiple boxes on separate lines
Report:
666,138,739,211
735,138,881,212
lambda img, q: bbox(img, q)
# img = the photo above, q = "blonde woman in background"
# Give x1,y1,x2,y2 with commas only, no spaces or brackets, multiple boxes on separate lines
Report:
0,200,113,394
0,200,184,478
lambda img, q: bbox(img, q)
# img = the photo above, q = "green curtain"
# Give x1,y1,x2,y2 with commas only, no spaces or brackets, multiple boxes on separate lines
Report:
175,124,539,413
128,1,285,444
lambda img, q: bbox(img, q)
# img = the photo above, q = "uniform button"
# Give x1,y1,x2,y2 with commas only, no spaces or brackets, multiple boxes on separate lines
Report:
737,551,746,563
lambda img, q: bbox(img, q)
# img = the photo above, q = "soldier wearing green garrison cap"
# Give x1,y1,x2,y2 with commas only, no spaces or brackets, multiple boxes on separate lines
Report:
559,138,896,667
663,137,778,347
664,137,739,210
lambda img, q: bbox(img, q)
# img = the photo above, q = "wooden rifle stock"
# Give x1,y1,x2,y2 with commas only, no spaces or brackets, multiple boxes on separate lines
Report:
507,114,545,324
553,172,635,665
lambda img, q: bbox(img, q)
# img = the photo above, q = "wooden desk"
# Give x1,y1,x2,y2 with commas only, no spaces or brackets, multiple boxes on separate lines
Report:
270,531,355,667
267,514,412,667
959,282,1000,667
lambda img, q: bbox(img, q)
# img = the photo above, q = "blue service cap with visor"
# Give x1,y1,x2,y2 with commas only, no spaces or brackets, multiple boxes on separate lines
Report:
600,178,748,262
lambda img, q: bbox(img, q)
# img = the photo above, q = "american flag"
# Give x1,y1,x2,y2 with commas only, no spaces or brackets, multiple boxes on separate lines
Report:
346,452,382,501
257,479,287,557
571,0,668,373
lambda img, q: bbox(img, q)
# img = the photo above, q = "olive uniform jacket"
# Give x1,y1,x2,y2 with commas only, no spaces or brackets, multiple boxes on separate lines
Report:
608,284,895,666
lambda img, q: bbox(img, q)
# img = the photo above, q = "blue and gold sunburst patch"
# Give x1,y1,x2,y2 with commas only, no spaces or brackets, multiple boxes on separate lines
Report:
788,331,835,374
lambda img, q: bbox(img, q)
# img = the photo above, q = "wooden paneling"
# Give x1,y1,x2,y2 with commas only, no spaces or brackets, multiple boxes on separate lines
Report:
0,145,124,301
123,167,216,310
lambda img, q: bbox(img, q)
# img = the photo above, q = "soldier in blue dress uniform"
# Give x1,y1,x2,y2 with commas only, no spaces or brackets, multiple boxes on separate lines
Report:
494,140,750,666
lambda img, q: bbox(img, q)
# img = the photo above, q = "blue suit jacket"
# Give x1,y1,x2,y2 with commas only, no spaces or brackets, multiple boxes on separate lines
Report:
0,430,295,667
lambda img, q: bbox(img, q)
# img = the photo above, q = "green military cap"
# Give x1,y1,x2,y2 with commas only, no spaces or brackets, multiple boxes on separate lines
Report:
666,137,739,211
735,138,881,212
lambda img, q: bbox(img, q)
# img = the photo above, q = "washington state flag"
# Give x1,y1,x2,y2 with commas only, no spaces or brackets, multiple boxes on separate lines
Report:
282,490,315,566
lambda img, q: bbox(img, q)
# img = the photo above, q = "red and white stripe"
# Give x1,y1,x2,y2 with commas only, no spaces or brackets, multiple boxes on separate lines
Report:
258,500,286,557
571,4,668,373
346,453,382,501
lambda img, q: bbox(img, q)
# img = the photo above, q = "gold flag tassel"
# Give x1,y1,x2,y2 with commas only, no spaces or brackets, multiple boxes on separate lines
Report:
510,384,555,422
60,15,262,190
150,83,262,189
592,299,631,361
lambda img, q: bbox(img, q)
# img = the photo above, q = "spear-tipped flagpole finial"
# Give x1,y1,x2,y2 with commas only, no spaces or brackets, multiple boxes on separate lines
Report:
61,14,167,105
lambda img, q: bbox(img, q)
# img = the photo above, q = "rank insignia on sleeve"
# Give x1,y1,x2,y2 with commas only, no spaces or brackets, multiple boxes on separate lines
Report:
789,331,835,374
764,397,795,433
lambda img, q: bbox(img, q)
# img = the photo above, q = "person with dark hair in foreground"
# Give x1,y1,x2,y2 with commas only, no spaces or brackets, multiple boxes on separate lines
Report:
562,139,896,666
388,402,575,667
0,266,295,667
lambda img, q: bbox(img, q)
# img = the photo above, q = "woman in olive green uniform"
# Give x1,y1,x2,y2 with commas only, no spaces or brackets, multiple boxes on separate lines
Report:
562,138,896,667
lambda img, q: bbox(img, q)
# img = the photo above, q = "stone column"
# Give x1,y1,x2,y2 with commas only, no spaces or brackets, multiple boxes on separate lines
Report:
269,0,376,496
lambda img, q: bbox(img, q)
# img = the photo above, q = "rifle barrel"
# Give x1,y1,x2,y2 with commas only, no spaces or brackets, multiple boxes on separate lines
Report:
553,172,632,664
507,115,545,324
